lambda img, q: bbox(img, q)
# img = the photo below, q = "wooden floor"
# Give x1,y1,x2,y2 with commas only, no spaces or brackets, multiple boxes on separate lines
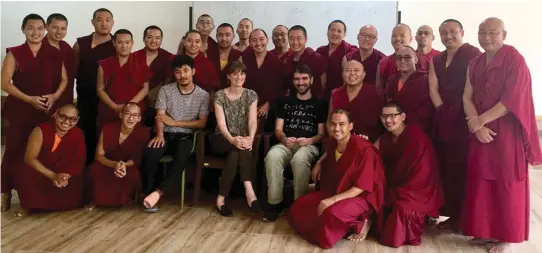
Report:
2,154,542,252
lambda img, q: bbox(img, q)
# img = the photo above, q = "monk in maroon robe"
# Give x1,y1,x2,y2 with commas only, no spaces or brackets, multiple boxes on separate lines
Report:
285,25,327,98
343,25,387,86
242,29,285,118
415,25,440,61
234,18,253,52
287,109,386,249
16,104,85,216
270,25,292,62
97,29,151,133
178,14,217,58
133,26,174,127
74,8,116,165
45,13,76,110
429,19,482,230
209,23,242,88
377,24,429,91
462,18,542,253
329,60,384,142
1,14,68,211
317,20,358,100
88,103,149,208
377,102,443,247
386,46,433,135
183,30,220,93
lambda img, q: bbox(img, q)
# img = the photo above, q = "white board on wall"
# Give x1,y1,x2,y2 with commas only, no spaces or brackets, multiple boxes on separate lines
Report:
193,1,398,54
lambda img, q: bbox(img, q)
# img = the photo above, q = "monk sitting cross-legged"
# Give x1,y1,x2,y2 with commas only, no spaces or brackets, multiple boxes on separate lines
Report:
287,109,386,249
376,102,444,248
87,102,150,209
15,104,86,216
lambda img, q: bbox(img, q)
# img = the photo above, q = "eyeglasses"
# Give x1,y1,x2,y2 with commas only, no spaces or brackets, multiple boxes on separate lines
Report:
58,113,79,124
359,33,377,40
380,113,402,120
394,55,414,62
478,31,502,38
122,112,141,119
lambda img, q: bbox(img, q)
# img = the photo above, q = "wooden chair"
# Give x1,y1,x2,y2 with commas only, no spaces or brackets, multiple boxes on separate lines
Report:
192,118,264,205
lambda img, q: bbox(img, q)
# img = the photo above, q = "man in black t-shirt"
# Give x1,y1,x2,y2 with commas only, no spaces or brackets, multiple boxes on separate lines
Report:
263,64,326,222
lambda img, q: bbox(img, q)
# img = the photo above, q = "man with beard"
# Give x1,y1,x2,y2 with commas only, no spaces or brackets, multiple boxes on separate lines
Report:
270,25,291,62
208,23,242,88
133,26,175,127
343,25,387,86
234,18,253,52
73,8,116,165
415,25,440,61
263,64,326,222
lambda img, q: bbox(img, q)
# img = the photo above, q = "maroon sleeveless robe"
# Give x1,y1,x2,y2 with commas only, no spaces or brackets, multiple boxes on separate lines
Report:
317,41,358,100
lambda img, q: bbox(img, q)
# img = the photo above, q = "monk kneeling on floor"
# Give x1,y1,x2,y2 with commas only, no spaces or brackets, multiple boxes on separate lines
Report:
377,102,443,247
16,104,86,216
287,109,386,249
88,102,149,209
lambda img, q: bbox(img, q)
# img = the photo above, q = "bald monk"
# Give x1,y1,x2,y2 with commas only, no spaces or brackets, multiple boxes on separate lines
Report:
178,14,217,58
317,20,358,100
377,24,430,90
210,23,242,88
74,8,116,165
343,25,387,86
96,29,152,132
16,104,85,216
287,109,386,249
386,46,433,135
234,18,253,52
270,25,292,62
241,29,285,119
415,25,440,61
429,19,482,230
133,25,174,127
45,13,76,111
329,60,384,143
462,17,542,253
285,25,327,98
377,102,443,247
88,103,149,209
1,14,68,211
183,30,220,93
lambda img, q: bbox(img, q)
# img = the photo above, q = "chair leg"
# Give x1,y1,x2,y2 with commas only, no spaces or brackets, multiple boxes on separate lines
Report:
181,169,185,209
193,166,202,206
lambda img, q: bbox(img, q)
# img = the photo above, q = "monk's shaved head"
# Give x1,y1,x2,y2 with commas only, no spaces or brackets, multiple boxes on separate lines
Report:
415,25,435,48
440,19,463,31
343,60,365,71
480,17,506,30
343,60,366,86
478,17,507,53
58,103,79,115
250,28,268,39
122,102,141,114
359,25,378,37
393,23,412,36
197,14,213,23
397,45,417,55
357,25,378,50
391,23,413,51
273,25,288,32
417,25,433,34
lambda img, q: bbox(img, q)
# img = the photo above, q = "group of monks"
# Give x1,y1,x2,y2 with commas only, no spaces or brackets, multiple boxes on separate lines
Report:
0,7,540,253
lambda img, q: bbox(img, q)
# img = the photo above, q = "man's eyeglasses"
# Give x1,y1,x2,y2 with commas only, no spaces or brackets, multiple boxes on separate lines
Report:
380,113,402,120
58,113,79,124
394,55,414,62
122,112,141,119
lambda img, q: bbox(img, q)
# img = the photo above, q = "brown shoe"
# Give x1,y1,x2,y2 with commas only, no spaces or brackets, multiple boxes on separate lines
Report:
1,193,12,212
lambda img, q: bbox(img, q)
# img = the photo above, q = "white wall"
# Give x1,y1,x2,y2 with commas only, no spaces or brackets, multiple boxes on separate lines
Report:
399,0,541,115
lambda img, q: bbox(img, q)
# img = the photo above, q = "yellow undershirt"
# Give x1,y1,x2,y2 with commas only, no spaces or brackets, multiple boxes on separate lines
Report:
335,149,343,161
220,60,228,70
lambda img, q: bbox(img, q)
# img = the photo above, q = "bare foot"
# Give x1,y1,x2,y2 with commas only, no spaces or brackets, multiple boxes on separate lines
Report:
489,242,513,253
1,193,11,212
85,204,96,211
14,208,29,217
347,219,371,242
470,238,498,245
143,191,161,209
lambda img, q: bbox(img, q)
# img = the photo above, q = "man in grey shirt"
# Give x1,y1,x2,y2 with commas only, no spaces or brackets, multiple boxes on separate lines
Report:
141,55,209,212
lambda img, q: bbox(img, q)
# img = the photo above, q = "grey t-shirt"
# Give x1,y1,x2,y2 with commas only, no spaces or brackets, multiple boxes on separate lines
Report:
155,83,209,133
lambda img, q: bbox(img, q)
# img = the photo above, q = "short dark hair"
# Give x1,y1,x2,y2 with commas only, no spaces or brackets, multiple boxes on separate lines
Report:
113,29,133,41
46,13,68,25
143,25,163,39
289,25,307,38
328,20,347,32
185,29,202,39
331,109,352,123
217,23,234,33
440,19,464,30
239,18,253,27
226,61,247,75
197,14,213,23
93,8,113,19
293,64,313,78
171,55,195,70
383,101,404,113
22,14,45,30
250,28,268,39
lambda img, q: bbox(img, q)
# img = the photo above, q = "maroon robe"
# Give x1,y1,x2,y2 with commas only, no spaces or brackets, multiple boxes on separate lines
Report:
378,125,443,247
461,45,542,243
284,48,327,98
330,85,385,142
386,70,434,135
287,135,386,249
207,47,242,88
89,123,149,206
97,54,153,130
379,53,430,90
1,42,62,194
317,41,358,100
270,48,292,62
432,43,481,219
43,39,76,109
133,48,174,90
204,37,219,60
16,122,86,210
345,48,387,86
193,52,220,92
242,48,285,106
418,48,440,61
